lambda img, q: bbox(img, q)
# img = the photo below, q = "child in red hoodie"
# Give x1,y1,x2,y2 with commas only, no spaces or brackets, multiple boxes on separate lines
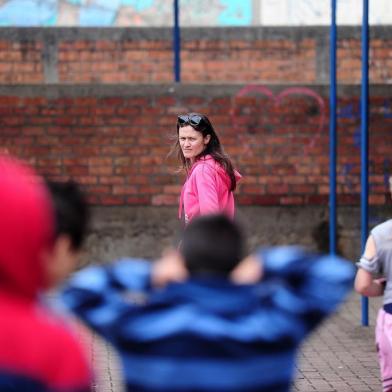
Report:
0,155,92,392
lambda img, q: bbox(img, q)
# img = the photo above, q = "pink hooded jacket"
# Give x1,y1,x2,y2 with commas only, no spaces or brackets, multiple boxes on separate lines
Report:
178,155,241,224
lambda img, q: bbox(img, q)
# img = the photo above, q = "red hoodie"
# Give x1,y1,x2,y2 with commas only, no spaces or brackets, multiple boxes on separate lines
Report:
0,155,92,391
178,155,242,224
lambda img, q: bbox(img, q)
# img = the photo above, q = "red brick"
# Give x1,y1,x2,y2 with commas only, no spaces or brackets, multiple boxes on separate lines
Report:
152,194,178,206
73,97,98,106
13,136,35,145
99,176,125,185
280,196,304,205
63,137,86,145
88,107,115,116
72,146,101,156
242,184,266,194
113,137,136,145
45,126,70,136
89,166,113,175
101,146,129,155
152,175,173,185
88,137,112,145
138,136,161,145
266,184,289,194
41,107,64,116
21,97,47,106
114,166,140,175
237,195,281,205
64,158,89,166
1,128,20,136
66,107,91,116
88,157,113,166
55,116,77,126
37,158,62,166
100,196,125,206
126,196,151,205
163,185,182,194
2,117,25,126
369,194,386,205
305,195,329,204
113,185,138,195
139,186,162,194
116,107,141,116
139,156,164,165
338,194,360,205
85,185,111,196
39,166,63,176
79,117,104,126
0,96,20,106
290,185,317,194
72,175,98,185
22,146,51,156
65,166,89,176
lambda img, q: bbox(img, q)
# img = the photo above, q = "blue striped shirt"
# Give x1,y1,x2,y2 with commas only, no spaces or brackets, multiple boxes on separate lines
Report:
61,246,354,392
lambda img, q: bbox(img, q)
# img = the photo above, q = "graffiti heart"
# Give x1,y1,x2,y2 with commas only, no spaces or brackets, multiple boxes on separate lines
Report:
230,85,326,156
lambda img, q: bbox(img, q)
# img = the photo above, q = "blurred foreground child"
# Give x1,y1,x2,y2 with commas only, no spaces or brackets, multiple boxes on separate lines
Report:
62,214,354,392
0,156,92,391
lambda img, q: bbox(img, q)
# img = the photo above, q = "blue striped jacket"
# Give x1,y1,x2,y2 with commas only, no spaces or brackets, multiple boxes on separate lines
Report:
61,246,354,392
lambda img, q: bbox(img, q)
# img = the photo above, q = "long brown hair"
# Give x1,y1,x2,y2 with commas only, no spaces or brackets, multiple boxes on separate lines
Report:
171,112,237,191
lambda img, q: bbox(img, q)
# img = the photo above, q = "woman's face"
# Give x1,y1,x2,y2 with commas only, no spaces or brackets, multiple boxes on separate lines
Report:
178,125,211,162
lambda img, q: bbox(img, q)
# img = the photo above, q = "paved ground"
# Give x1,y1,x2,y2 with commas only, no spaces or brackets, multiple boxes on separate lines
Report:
77,293,383,392
293,293,382,392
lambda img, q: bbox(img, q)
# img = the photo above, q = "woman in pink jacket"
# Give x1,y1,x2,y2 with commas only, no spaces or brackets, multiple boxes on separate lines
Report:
173,112,241,224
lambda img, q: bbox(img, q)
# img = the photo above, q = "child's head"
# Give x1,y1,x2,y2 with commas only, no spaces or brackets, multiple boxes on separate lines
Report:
0,155,55,298
180,214,244,276
45,181,89,286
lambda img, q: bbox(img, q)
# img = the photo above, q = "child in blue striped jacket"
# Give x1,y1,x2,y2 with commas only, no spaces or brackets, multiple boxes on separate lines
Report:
62,214,354,392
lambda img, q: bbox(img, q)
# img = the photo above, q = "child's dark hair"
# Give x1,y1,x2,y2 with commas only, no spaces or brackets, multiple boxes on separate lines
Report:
180,214,244,276
46,180,89,251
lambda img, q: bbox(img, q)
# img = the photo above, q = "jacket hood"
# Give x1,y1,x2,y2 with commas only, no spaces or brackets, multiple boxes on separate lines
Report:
0,155,54,299
190,155,242,186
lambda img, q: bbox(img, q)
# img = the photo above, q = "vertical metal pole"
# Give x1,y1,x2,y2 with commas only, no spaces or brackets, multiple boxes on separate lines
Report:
361,0,369,327
173,0,181,82
329,0,337,255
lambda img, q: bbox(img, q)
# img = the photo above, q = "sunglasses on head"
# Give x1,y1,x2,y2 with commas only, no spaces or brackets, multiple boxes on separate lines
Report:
177,114,204,127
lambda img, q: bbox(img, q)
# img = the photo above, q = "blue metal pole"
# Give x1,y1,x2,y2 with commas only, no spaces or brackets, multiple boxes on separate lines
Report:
361,0,369,327
173,0,181,82
329,0,337,255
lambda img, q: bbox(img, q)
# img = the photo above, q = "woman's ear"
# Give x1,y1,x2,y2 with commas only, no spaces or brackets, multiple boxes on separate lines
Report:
204,134,211,145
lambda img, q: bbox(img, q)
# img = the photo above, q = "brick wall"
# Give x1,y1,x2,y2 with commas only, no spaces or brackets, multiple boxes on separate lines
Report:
2,84,392,206
0,27,391,84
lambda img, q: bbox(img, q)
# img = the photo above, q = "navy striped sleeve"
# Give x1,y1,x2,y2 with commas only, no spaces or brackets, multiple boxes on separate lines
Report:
60,258,151,342
255,246,355,327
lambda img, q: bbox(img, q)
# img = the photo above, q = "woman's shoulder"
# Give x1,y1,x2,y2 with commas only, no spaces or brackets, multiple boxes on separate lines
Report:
192,155,216,171
187,157,218,182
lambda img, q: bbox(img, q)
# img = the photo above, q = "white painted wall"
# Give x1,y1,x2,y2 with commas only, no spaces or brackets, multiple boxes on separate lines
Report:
260,0,392,25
